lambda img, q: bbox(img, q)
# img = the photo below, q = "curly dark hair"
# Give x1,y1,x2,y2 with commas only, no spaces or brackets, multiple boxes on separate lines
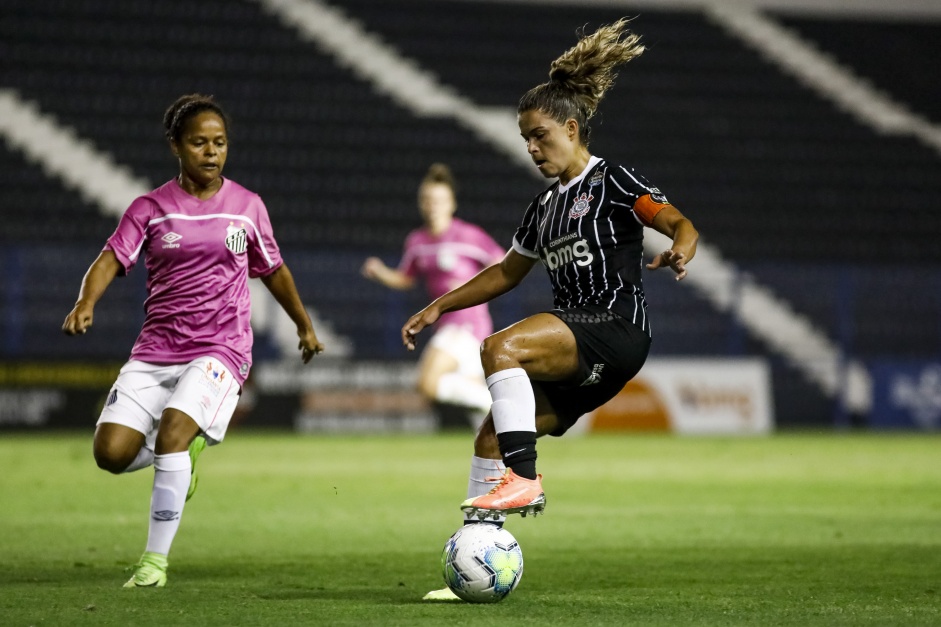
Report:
162,94,230,143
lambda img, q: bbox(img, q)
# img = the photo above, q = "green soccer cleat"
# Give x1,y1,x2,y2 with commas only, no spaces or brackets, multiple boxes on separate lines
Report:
423,587,462,601
123,552,168,588
186,435,207,502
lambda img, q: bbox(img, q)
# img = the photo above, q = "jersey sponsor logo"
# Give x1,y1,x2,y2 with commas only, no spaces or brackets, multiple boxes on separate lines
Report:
161,232,182,249
205,361,226,382
225,222,248,254
542,232,594,270
580,363,605,386
648,188,669,204
105,389,118,406
200,361,227,398
569,192,594,219
587,170,604,187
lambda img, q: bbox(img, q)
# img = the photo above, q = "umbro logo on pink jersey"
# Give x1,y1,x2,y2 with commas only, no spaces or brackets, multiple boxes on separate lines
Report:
162,232,182,249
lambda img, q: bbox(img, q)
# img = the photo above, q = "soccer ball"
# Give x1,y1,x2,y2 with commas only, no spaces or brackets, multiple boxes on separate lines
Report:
441,523,523,603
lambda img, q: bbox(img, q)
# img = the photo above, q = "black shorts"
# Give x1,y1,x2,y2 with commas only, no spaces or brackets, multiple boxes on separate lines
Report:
535,305,651,436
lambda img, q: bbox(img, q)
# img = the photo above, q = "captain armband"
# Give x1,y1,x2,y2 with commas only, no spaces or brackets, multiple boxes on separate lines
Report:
632,193,671,227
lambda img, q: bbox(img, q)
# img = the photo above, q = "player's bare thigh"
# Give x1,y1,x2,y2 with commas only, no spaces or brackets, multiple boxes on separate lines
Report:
155,407,202,455
480,312,579,381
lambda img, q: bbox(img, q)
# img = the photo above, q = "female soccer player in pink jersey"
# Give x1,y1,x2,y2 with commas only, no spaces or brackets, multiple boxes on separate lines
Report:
362,164,505,427
62,94,324,588
404,21,700,601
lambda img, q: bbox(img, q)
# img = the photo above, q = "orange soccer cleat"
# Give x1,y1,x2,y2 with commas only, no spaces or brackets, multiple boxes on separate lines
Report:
460,469,546,520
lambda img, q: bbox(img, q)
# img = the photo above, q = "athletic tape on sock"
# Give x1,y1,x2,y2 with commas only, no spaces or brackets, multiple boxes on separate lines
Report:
487,368,536,434
485,367,528,388
154,451,191,472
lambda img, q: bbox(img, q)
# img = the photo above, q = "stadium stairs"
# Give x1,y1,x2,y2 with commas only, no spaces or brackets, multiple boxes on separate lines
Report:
1,0,938,426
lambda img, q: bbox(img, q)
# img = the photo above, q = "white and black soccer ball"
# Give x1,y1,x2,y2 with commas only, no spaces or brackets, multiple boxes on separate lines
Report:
441,523,523,603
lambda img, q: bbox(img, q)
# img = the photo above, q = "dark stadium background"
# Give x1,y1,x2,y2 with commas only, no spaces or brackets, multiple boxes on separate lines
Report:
1,0,938,431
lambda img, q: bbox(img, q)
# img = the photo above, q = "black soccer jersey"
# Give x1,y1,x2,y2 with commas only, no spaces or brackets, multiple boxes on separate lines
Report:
512,156,670,335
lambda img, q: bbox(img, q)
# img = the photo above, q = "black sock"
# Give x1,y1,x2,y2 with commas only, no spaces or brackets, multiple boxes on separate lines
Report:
496,430,537,480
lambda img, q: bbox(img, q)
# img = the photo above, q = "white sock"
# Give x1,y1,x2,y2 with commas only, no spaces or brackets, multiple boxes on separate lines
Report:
486,368,536,434
144,451,190,556
465,456,507,525
123,446,154,473
436,373,492,412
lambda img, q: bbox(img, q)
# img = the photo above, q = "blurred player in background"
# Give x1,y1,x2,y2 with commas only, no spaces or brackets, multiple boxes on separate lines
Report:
362,163,505,430
402,20,699,600
62,94,324,588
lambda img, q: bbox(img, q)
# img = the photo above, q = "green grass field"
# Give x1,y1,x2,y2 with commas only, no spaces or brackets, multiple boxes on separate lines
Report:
1,431,939,626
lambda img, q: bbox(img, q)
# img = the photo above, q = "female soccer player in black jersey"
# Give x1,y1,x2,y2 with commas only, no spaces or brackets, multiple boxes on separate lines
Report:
403,17,698,545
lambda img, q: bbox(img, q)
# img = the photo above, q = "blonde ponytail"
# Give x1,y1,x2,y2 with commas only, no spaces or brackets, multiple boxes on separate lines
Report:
519,19,644,145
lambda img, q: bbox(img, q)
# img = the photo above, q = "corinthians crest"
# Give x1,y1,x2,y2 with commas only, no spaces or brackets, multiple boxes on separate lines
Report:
569,192,594,219
225,222,247,254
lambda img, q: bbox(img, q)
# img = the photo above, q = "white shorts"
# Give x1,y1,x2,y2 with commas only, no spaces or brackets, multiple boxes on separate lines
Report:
97,357,241,447
428,324,485,378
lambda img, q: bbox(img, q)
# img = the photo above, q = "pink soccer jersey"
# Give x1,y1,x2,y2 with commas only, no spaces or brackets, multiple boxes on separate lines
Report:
104,178,283,384
399,218,505,341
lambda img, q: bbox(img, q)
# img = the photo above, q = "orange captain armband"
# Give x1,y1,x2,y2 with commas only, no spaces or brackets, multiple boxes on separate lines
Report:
632,193,671,227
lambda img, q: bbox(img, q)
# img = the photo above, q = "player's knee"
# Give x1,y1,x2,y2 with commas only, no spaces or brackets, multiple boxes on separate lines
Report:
480,334,520,372
93,440,132,474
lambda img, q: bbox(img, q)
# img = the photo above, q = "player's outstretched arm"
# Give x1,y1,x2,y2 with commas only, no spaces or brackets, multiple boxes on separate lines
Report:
62,251,122,336
261,263,324,363
646,205,699,281
361,257,415,291
402,250,535,350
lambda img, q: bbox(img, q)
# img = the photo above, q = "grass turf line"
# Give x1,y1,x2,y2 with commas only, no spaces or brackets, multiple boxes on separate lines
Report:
0,431,938,626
